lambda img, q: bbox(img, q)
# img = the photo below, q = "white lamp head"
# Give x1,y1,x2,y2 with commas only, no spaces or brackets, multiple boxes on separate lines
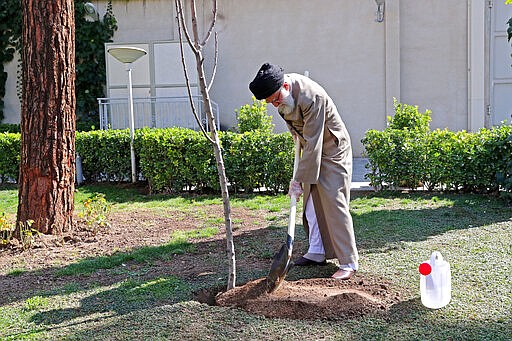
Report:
108,47,147,64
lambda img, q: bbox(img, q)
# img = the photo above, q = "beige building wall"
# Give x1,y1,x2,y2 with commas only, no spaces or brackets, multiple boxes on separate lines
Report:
400,1,469,131
2,0,493,157
211,0,386,156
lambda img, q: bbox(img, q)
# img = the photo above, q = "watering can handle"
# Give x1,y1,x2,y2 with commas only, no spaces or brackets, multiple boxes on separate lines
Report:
430,251,444,263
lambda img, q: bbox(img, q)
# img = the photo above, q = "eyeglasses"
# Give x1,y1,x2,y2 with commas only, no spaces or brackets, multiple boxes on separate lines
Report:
266,88,282,106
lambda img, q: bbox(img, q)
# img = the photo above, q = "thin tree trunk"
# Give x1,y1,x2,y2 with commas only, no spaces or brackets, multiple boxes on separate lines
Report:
17,0,76,235
196,51,236,289
176,0,236,290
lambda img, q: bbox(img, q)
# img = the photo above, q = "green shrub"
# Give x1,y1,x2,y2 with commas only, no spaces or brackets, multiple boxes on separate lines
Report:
388,98,431,132
76,129,132,182
137,128,217,193
0,132,20,182
362,129,426,189
264,132,294,193
224,131,275,193
0,127,295,194
0,124,20,133
235,96,274,133
138,128,293,194
362,100,512,194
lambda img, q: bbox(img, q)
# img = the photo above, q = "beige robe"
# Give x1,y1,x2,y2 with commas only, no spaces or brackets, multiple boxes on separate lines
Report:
280,73,359,265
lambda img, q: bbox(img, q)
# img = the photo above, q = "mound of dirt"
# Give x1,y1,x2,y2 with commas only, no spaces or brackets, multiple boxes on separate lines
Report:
216,276,402,320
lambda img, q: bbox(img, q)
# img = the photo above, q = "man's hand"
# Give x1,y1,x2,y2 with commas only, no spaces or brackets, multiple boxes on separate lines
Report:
288,180,303,198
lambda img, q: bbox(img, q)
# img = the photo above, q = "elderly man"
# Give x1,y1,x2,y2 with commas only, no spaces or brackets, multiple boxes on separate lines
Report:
249,62,359,280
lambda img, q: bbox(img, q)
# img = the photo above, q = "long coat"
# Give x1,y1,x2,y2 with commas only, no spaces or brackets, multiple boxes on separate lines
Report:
279,73,359,265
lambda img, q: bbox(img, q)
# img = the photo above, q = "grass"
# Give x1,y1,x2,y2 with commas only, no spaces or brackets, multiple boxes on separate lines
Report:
0,185,511,340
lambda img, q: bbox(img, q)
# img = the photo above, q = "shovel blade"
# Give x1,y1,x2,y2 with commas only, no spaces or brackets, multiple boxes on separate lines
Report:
266,243,293,293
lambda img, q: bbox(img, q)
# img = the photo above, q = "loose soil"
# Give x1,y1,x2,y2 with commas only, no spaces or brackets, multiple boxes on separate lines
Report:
0,191,402,320
216,277,400,320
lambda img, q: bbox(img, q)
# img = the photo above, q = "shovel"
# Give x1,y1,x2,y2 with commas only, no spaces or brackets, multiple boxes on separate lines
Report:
266,136,301,293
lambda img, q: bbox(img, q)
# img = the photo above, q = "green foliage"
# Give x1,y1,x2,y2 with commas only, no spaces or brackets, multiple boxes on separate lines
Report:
137,128,294,194
0,0,117,127
388,98,431,132
0,132,20,182
0,128,295,194
223,130,293,193
76,129,133,181
75,0,117,130
0,123,19,133
78,193,112,234
362,100,512,195
24,295,49,311
235,96,274,133
363,129,427,189
18,219,39,250
137,127,218,193
0,211,14,246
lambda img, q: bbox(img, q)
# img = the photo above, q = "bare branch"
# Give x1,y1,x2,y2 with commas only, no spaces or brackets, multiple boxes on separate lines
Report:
190,0,201,50
201,0,217,46
175,0,213,142
207,32,218,92
176,0,198,55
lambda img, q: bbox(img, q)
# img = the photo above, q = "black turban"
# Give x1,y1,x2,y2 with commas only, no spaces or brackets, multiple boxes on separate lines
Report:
249,63,284,100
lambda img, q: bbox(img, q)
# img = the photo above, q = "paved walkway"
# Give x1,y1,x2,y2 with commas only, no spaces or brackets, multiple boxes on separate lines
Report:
351,158,372,191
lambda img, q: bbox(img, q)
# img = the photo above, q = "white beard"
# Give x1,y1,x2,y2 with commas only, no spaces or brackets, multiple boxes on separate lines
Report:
278,92,295,116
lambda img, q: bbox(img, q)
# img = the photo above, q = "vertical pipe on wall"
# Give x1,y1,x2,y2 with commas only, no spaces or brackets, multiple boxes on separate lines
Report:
467,0,486,131
384,0,400,121
467,0,471,130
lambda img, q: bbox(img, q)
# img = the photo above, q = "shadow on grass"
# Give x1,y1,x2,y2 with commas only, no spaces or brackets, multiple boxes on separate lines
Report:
363,297,512,340
351,191,512,252
74,182,280,206
0,190,510,338
29,274,192,326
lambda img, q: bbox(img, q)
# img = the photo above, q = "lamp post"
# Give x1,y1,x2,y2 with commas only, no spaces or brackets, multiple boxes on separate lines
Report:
107,46,147,183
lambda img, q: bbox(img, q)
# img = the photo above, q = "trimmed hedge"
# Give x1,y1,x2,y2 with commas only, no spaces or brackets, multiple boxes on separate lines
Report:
76,129,133,182
0,132,20,182
223,131,293,194
137,128,293,193
0,124,20,133
362,101,512,194
0,128,294,193
137,127,219,193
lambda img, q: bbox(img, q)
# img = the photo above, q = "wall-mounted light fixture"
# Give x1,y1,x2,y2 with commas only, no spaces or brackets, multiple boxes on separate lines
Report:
84,2,100,22
375,0,385,23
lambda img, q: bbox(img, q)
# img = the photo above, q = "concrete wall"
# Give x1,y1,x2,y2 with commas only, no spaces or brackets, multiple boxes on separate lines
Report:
2,0,491,157
211,0,386,156
399,0,468,131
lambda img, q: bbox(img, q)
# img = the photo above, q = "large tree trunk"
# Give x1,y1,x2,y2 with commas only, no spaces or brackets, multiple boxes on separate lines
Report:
17,0,76,235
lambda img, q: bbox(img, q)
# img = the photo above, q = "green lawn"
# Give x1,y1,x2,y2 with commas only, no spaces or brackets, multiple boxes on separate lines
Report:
0,184,511,340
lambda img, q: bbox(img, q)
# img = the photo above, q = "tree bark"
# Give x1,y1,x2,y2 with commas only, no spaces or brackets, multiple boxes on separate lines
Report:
17,0,76,235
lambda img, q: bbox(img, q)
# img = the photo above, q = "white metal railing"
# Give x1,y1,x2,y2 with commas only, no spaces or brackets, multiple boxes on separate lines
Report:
98,96,220,131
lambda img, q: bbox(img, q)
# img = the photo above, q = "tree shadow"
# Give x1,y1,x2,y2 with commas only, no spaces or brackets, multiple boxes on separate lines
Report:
0,190,510,337
357,297,512,340
351,191,512,252
75,182,280,205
